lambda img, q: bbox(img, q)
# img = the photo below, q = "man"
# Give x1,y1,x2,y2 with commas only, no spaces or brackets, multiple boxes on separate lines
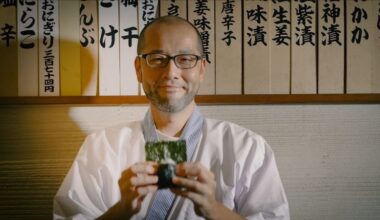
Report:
54,16,289,219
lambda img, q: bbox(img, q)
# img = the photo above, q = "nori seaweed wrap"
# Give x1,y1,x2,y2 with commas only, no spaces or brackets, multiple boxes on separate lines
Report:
145,140,187,189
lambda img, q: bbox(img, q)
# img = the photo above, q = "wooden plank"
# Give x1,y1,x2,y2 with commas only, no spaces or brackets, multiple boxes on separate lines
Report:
347,0,372,93
188,0,215,95
244,0,270,94
291,0,317,94
269,0,291,94
1,94,380,105
215,0,242,94
38,0,60,96
371,0,380,93
17,0,38,96
318,0,344,94
138,0,159,96
0,2,18,96
120,0,139,95
80,0,99,96
98,0,120,95
160,0,187,18
60,0,81,96
138,0,159,31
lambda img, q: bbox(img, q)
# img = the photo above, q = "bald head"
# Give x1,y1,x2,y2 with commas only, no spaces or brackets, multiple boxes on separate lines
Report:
137,16,204,56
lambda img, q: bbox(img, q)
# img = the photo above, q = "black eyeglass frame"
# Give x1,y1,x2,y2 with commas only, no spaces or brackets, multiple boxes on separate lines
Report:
138,53,203,69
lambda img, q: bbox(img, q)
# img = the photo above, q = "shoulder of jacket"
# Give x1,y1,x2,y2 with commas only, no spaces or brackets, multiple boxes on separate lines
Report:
204,118,264,140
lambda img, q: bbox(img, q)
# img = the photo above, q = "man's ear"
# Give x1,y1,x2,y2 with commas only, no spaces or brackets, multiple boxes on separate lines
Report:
135,57,142,83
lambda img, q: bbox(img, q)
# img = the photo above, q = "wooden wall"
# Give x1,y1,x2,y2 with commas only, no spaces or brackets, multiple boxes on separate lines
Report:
0,104,380,219
0,105,84,219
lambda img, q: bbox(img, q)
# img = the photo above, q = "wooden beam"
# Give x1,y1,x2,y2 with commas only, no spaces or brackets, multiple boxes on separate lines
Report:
1,94,380,105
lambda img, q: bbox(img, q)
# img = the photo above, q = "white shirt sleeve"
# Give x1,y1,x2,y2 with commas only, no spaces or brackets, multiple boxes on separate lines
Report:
236,138,290,220
53,131,121,220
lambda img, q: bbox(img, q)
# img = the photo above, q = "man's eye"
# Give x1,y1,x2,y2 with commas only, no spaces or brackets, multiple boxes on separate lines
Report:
178,56,194,63
150,57,166,63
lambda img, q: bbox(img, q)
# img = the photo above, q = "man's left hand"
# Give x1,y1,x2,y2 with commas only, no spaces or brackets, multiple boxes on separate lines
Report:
171,162,220,219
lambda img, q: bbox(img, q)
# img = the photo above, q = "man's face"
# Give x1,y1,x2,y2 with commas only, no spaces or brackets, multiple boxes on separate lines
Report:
135,22,205,113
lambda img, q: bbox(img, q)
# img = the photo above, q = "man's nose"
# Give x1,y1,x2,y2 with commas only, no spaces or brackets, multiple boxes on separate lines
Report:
163,59,181,79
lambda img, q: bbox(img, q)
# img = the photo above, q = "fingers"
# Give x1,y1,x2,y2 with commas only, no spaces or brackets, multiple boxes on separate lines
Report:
171,162,218,218
136,185,158,195
121,161,158,178
131,173,158,186
131,161,158,174
116,162,160,215
119,161,159,196
172,175,210,195
172,187,207,206
172,162,216,195
176,162,215,183
120,162,158,183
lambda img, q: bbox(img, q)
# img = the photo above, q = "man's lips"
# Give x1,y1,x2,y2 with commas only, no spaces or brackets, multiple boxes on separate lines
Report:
158,84,183,90
159,84,178,88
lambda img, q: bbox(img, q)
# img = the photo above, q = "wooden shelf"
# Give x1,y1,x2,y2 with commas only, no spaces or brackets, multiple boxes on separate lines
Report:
0,94,380,105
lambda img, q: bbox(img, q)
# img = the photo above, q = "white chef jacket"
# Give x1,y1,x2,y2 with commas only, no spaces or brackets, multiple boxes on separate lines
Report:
54,109,289,220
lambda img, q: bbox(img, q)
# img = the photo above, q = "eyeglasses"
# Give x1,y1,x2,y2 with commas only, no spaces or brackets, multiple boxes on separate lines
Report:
138,53,202,69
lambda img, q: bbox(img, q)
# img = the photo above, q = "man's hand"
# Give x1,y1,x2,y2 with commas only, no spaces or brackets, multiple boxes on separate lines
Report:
171,162,245,220
171,162,218,219
119,161,159,216
98,161,159,219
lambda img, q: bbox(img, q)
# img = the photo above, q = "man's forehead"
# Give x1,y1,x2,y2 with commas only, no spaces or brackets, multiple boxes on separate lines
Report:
143,23,199,53
146,20,194,34
148,17,191,29
144,48,198,54
137,16,203,55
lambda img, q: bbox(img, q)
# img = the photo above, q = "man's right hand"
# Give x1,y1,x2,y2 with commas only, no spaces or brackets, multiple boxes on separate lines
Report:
97,161,159,219
119,161,159,215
